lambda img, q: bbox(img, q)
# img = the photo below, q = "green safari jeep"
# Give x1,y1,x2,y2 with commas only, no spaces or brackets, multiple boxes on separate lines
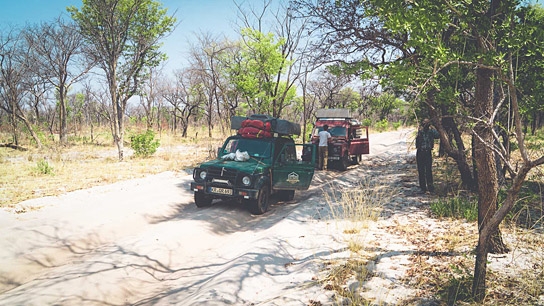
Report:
190,117,316,215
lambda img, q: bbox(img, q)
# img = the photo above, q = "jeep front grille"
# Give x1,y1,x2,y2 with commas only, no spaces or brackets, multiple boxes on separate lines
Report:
207,166,238,185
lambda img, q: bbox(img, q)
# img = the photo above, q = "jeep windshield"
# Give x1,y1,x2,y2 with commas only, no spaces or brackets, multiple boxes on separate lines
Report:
222,138,272,158
314,126,347,137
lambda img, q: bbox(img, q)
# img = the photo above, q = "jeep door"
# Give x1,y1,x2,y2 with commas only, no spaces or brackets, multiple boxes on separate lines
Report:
272,143,316,190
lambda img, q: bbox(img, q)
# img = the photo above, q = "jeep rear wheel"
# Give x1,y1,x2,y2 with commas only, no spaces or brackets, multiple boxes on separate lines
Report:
352,154,362,165
247,185,270,215
194,192,212,207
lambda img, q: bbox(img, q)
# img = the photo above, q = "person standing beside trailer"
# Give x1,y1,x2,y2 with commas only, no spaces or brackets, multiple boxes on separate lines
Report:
318,124,332,170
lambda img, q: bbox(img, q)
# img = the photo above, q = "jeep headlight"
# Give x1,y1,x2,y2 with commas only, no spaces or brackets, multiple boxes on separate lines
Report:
193,169,206,182
242,176,251,186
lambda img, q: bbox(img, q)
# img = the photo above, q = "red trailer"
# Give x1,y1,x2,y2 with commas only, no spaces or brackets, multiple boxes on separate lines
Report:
310,109,370,170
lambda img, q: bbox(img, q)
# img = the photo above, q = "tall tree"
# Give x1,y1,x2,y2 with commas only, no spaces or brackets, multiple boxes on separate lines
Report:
68,0,175,161
235,0,309,118
188,33,231,137
227,27,291,117
0,28,42,148
24,17,94,144
162,69,201,137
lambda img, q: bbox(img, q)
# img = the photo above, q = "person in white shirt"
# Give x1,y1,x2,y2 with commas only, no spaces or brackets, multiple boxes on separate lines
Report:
318,125,332,170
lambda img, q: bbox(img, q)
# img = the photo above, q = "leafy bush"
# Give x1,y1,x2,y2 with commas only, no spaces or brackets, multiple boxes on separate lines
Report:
375,119,389,132
430,195,478,222
35,158,54,175
361,118,372,127
130,130,160,158
392,121,402,130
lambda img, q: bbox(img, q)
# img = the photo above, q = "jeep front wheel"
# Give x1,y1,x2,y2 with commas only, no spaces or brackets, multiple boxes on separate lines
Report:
194,192,212,207
339,152,350,171
247,185,270,215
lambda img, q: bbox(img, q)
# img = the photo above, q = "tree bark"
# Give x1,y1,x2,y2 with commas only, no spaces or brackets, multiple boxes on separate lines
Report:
471,65,509,301
427,90,476,190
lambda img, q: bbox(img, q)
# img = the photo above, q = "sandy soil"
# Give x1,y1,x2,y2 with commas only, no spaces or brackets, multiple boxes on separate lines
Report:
1,129,541,306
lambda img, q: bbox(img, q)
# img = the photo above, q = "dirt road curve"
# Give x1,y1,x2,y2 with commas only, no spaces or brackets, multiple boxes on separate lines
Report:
0,130,413,306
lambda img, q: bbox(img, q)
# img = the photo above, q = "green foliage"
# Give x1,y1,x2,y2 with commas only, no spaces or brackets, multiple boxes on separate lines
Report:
392,121,402,130
374,119,389,132
68,0,176,101
430,195,478,222
525,129,544,151
225,28,291,116
437,275,474,305
369,93,403,121
34,158,54,175
361,118,372,127
130,130,160,158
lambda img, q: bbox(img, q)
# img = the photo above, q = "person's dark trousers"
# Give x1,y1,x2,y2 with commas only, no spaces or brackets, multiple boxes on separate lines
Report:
416,148,434,192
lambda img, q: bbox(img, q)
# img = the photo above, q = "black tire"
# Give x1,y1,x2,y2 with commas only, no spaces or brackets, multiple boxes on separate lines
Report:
351,154,361,165
194,192,212,208
278,190,295,201
247,185,270,215
339,152,350,171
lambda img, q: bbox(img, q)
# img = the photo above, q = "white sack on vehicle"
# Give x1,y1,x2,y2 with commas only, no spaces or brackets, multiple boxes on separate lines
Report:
221,150,250,162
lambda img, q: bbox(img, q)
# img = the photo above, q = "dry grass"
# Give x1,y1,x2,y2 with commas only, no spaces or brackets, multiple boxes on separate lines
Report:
319,179,398,304
321,259,375,306
0,127,228,208
320,146,543,305
324,178,397,232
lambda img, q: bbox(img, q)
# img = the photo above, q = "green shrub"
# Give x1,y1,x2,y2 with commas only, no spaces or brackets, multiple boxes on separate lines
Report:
130,130,160,158
361,118,372,127
430,195,478,222
375,119,389,132
35,158,54,175
392,121,402,130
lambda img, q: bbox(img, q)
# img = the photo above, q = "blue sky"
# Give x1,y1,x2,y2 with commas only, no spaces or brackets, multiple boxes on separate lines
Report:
0,0,241,72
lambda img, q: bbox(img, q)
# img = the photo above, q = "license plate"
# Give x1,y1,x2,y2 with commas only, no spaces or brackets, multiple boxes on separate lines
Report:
210,187,233,195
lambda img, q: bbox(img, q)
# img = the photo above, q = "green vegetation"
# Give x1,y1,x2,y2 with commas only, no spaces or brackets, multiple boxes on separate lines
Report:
33,158,54,175
430,194,478,222
130,130,160,158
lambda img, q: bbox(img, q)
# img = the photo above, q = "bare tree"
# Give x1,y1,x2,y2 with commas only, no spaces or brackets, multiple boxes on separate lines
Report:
187,33,233,137
139,65,166,130
162,69,201,137
24,17,95,145
0,28,42,148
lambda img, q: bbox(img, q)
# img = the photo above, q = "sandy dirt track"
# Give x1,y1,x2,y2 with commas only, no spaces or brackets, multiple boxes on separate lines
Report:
0,130,415,305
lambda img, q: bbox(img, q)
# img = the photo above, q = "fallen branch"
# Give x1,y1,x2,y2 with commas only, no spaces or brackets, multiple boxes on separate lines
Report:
0,143,28,151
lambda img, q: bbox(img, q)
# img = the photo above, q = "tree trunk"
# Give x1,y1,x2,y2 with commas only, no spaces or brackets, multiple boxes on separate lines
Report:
20,115,42,149
111,82,124,161
472,238,488,301
59,86,68,145
471,66,509,302
10,104,18,146
427,90,476,190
